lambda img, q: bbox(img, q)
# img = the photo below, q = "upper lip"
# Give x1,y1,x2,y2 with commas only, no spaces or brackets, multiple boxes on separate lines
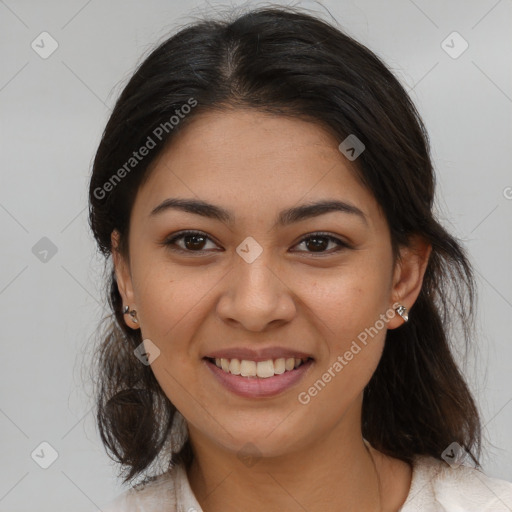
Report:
203,347,314,362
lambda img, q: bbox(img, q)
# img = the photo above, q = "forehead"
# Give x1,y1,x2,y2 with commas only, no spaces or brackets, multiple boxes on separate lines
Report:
132,109,384,230
154,108,347,171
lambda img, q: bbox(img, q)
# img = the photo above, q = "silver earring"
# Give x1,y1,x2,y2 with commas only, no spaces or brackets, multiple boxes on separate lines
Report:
395,304,408,322
123,305,138,323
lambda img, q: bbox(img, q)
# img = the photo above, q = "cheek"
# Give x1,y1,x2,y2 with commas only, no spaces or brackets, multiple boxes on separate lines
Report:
132,257,210,341
307,261,392,339
131,262,209,410
298,277,389,420
301,252,393,391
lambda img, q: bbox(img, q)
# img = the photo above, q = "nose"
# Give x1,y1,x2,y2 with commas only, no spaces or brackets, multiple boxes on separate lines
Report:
216,248,297,331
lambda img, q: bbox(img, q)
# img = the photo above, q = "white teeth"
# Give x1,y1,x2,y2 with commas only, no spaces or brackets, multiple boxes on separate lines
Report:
273,358,286,374
228,358,241,375
240,360,256,377
256,360,274,378
285,357,295,371
211,356,310,377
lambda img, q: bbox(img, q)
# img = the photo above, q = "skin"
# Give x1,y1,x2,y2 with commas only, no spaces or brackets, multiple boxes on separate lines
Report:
112,109,432,512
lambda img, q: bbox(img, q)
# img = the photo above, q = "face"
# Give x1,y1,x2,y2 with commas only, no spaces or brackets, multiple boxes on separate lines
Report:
112,109,420,459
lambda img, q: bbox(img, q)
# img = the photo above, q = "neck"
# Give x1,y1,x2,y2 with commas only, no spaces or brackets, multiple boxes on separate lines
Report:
186,407,388,512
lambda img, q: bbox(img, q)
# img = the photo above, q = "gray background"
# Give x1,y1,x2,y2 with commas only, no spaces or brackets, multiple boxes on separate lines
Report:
1,0,511,510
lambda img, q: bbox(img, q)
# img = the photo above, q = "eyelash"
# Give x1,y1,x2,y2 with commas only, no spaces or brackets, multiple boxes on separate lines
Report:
162,230,350,255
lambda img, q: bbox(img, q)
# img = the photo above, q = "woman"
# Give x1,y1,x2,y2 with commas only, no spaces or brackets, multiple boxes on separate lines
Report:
88,6,512,511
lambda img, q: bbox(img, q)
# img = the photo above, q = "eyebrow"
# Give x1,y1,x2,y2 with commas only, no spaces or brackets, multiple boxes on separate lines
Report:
149,197,368,228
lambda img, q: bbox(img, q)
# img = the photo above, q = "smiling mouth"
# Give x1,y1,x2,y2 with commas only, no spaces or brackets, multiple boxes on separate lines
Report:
204,356,314,378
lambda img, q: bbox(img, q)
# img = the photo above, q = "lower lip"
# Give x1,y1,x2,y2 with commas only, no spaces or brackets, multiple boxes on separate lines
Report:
203,358,314,398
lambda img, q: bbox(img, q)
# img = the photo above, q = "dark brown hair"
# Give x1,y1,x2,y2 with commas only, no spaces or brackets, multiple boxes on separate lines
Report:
87,5,482,486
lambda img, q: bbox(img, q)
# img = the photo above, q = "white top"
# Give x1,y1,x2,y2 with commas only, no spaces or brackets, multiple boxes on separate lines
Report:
96,455,512,511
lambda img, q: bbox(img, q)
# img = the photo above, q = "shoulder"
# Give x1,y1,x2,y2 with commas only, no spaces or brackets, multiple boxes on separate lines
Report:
401,455,512,511
94,464,184,512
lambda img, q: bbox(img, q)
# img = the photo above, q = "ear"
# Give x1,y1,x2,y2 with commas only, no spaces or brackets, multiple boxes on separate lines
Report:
111,230,139,330
387,234,432,329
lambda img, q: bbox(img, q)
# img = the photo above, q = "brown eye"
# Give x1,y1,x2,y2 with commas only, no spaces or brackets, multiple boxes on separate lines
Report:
163,231,218,253
293,233,349,254
182,233,207,250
